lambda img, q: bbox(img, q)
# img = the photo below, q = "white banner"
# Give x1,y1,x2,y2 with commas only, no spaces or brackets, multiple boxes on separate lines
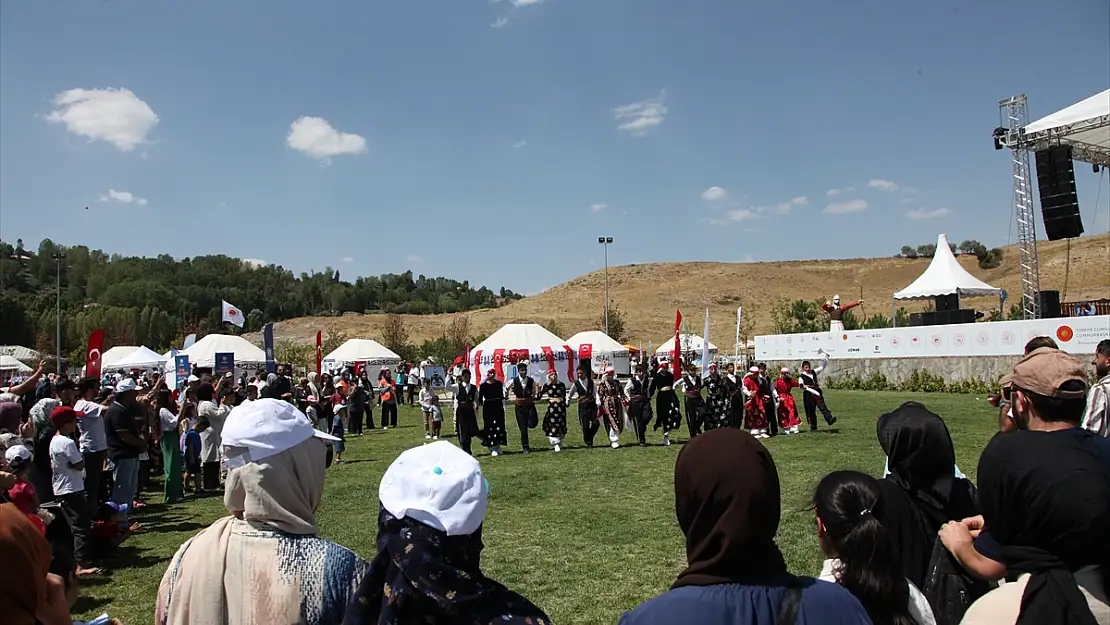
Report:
756,315,1110,360
470,347,579,386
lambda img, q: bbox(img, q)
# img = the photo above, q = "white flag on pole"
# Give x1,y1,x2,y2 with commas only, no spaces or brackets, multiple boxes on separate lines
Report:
221,300,245,328
701,308,711,376
735,306,743,355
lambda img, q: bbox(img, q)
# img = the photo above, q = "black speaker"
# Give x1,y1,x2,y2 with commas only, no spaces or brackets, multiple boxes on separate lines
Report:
910,312,926,327
952,309,976,324
1035,146,1084,240
934,293,959,312
1037,290,1062,318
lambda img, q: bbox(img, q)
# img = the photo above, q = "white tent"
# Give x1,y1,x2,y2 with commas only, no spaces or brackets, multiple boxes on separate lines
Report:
1023,89,1110,166
180,334,266,367
111,346,168,369
655,334,719,365
0,355,32,373
101,346,140,371
0,345,39,361
565,330,631,375
322,339,402,380
893,234,1002,301
469,323,578,385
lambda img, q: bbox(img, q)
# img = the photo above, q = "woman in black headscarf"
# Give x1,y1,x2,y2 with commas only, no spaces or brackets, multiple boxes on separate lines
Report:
875,401,978,588
962,429,1110,625
620,428,871,625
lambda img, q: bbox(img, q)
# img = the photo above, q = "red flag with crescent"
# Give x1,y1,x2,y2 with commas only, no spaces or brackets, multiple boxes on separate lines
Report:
492,349,505,382
315,331,322,375
85,329,105,378
564,345,575,382
672,310,683,382
540,346,556,375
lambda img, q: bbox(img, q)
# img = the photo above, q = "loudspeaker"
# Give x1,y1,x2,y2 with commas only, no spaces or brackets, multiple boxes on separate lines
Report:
1035,146,1084,240
1037,290,1061,318
934,294,959,312
910,312,927,327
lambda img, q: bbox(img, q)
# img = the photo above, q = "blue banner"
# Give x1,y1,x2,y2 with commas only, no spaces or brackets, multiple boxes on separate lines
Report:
174,355,190,389
215,352,235,376
263,323,276,374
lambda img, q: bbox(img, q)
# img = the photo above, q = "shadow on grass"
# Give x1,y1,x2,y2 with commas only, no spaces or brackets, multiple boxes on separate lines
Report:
72,595,111,615
151,521,206,533
104,545,172,571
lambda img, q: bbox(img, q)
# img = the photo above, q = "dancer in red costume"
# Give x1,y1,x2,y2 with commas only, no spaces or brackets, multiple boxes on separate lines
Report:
773,367,802,434
741,365,768,439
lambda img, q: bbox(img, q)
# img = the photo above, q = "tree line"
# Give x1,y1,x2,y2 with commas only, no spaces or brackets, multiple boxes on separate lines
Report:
898,239,1004,270
0,237,522,366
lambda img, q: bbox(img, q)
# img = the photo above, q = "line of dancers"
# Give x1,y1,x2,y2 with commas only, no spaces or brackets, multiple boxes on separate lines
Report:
448,352,838,456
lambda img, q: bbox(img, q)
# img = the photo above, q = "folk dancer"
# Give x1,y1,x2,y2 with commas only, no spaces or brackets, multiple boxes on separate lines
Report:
798,350,837,431
452,370,480,455
650,358,683,439
725,362,744,429
624,363,657,446
742,365,769,438
477,368,508,456
597,367,626,449
757,362,778,437
536,369,569,452
773,367,802,434
568,367,600,447
821,294,863,332
676,363,705,438
702,363,731,431
509,362,538,454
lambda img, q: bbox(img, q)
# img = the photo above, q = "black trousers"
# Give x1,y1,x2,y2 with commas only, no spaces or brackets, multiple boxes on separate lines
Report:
762,395,779,436
628,400,653,445
202,461,220,491
82,450,107,514
578,402,599,446
57,491,93,566
381,402,398,427
349,406,364,435
515,404,537,450
684,396,704,438
729,394,745,429
364,407,375,430
803,391,835,429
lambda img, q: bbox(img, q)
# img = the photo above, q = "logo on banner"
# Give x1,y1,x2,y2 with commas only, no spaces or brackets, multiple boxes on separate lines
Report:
1002,331,1015,345
954,333,966,347
911,335,919,346
786,336,792,343
842,334,848,340
976,332,989,346
890,337,900,347
931,335,942,347
1056,325,1074,342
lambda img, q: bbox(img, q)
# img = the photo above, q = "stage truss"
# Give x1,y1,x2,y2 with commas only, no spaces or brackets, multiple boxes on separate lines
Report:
999,94,1041,320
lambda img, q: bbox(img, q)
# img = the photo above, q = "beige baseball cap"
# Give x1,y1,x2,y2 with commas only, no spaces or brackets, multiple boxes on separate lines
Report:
1010,348,1088,399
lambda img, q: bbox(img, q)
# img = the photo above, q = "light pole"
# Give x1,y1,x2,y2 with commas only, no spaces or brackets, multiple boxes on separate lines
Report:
51,251,66,371
597,236,613,335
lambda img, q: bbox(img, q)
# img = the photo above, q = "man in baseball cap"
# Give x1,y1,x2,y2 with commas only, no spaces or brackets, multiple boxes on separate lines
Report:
1009,348,1089,431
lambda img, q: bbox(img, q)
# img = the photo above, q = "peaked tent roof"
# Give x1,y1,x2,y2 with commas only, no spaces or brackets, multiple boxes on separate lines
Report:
324,339,402,364
0,354,32,372
1023,89,1110,165
112,346,168,369
893,234,1002,300
471,323,568,352
0,345,40,361
101,346,140,370
655,334,718,354
565,331,629,354
180,334,266,366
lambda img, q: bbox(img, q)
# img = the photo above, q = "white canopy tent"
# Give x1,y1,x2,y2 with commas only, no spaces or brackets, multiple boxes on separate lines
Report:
0,355,32,373
469,323,578,385
565,330,631,375
322,339,402,380
111,346,168,369
892,233,1003,326
180,334,267,367
1023,89,1110,166
101,346,140,371
655,334,719,365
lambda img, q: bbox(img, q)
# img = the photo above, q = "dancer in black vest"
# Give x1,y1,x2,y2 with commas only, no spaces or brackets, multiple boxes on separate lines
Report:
569,367,599,447
702,363,730,431
757,362,778,436
725,362,744,429
452,369,480,455
650,359,683,443
799,351,837,431
536,369,569,452
678,363,705,438
597,367,627,448
510,362,538,454
477,368,507,456
624,363,656,446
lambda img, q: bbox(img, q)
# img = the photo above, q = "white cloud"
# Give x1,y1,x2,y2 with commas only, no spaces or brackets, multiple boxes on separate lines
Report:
726,209,758,222
906,207,952,220
406,254,422,264
217,200,227,208
823,198,869,215
612,91,668,136
511,0,543,5
491,16,509,28
512,139,527,148
867,179,899,192
98,189,148,206
243,258,267,269
590,203,607,213
826,186,855,197
44,88,158,152
286,116,367,160
700,186,728,202
340,256,354,263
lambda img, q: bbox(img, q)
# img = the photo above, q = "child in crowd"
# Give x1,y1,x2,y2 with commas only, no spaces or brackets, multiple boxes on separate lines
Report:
331,404,346,464
180,420,202,496
49,406,101,576
419,379,442,440
5,444,50,528
306,395,319,429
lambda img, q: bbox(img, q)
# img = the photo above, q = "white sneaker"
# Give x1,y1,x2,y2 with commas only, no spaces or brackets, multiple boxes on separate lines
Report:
554,444,561,452
433,435,439,440
382,426,388,431
491,449,500,457
425,434,432,439
611,441,620,449
663,433,671,446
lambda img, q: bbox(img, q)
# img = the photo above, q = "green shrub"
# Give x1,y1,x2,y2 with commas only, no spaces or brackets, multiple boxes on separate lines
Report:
825,369,994,394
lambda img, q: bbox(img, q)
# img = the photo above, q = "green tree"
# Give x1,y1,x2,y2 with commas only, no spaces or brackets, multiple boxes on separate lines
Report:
770,298,825,334
380,314,410,356
900,246,919,259
598,302,628,342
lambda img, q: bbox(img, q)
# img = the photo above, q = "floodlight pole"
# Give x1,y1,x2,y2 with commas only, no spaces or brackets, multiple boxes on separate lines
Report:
598,236,613,335
999,94,1041,320
51,252,66,370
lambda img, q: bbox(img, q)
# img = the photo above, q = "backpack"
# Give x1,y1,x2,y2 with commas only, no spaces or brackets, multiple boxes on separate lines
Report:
922,537,994,625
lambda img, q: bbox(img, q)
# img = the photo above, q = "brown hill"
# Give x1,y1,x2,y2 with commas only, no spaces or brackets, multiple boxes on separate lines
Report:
260,234,1110,349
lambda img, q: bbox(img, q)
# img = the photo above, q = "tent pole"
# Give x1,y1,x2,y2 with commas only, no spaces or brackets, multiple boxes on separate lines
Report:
891,298,896,328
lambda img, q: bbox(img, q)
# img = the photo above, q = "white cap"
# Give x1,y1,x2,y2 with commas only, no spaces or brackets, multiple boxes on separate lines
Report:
5,444,32,466
221,398,339,466
780,367,790,373
749,365,760,373
379,440,488,536
188,375,200,383
115,378,143,393
833,294,841,301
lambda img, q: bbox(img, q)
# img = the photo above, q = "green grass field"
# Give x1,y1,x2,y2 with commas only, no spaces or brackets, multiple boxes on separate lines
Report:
74,390,998,625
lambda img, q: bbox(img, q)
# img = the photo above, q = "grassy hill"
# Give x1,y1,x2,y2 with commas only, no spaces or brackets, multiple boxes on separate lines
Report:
261,233,1110,347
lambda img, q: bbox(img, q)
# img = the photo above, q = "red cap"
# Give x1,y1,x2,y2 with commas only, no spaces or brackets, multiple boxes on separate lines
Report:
49,405,83,427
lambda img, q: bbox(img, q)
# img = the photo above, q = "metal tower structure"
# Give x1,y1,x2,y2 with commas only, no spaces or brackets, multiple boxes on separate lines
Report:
999,94,1041,320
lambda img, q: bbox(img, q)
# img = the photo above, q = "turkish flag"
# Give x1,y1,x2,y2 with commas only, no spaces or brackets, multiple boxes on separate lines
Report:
85,329,105,379
578,344,593,360
672,310,683,382
315,331,322,375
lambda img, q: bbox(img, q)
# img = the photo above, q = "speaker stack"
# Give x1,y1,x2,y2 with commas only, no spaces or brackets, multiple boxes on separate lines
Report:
1037,290,1062,318
1035,146,1084,240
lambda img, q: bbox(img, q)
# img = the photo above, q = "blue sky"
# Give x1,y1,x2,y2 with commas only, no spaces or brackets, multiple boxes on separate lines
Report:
1,0,1107,295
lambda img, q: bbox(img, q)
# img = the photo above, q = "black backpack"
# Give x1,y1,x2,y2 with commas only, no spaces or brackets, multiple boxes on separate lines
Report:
922,537,994,625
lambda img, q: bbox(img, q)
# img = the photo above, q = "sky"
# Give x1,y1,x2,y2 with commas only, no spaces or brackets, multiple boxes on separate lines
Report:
1,0,1108,295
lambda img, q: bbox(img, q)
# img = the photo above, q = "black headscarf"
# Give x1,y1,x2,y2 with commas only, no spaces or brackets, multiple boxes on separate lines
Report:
875,402,978,587
978,430,1110,625
672,428,787,588
341,508,551,625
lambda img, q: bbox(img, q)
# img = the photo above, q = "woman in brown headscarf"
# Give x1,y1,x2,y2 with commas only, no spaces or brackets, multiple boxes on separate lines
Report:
620,429,871,625
0,502,60,625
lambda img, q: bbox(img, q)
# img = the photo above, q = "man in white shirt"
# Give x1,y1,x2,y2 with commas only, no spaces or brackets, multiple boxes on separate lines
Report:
49,406,101,575
1082,339,1110,437
72,377,109,514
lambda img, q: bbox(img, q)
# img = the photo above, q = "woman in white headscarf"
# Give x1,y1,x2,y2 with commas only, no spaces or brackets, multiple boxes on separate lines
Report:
156,399,368,625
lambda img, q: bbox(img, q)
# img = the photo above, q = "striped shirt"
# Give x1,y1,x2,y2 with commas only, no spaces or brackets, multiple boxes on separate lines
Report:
1082,375,1110,437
